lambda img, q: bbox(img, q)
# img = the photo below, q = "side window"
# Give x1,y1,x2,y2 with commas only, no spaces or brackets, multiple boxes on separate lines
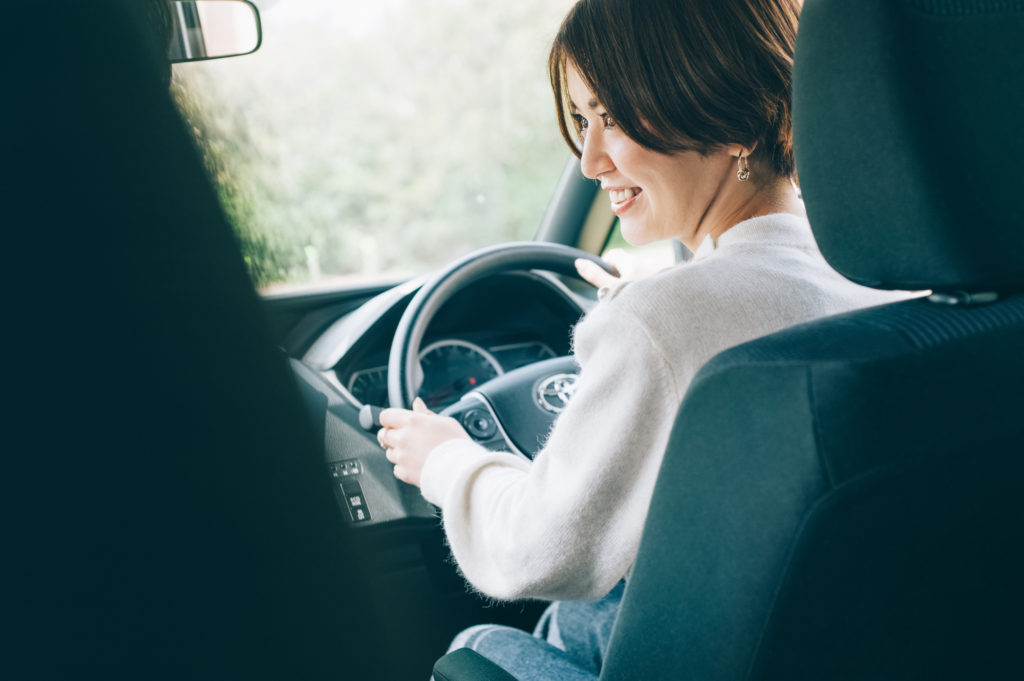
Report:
171,0,579,293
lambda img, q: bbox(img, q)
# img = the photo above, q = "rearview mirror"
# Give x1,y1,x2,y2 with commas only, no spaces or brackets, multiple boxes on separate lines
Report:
167,0,261,63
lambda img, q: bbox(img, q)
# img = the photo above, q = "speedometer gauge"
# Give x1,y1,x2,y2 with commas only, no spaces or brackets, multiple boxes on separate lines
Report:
347,366,389,407
417,340,503,410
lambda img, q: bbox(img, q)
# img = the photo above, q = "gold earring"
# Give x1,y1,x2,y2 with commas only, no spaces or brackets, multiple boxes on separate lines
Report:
736,153,750,182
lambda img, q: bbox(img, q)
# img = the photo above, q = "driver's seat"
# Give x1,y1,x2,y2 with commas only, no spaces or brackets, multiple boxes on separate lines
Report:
435,0,1024,679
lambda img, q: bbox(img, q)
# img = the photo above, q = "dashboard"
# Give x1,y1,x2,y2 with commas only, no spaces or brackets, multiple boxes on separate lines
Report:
290,269,594,529
303,271,592,412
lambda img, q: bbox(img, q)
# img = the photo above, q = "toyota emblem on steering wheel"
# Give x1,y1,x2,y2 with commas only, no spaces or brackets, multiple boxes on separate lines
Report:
535,373,578,414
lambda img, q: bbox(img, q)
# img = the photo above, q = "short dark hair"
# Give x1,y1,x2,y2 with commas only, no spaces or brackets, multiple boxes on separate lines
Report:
549,0,801,178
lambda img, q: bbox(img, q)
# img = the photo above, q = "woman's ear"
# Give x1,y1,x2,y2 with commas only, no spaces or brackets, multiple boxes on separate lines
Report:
729,142,759,158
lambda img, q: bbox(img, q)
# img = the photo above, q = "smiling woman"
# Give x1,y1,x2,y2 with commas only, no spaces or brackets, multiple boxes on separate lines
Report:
373,0,915,678
172,0,577,290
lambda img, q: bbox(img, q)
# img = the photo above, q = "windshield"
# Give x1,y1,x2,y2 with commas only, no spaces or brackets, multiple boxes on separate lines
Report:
172,0,578,293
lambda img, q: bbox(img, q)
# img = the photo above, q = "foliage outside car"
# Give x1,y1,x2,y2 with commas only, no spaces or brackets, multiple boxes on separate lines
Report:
173,0,579,291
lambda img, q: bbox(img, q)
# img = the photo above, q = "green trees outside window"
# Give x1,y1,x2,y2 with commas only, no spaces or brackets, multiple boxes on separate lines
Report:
174,0,577,291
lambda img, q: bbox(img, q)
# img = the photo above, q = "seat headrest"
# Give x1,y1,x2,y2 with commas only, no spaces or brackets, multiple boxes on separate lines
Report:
794,0,1024,293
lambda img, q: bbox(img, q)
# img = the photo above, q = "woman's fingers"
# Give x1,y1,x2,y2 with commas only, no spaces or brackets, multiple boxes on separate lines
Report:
378,425,408,450
377,404,471,488
379,407,411,428
575,258,621,290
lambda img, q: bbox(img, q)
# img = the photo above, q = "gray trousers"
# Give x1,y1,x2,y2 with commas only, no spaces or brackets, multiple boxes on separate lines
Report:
442,581,625,681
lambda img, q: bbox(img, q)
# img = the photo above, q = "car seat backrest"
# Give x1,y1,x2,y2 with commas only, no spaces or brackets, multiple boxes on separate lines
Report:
604,298,1024,681
4,1,395,678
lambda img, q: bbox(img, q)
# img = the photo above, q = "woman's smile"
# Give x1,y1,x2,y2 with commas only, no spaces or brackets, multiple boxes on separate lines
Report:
606,186,642,215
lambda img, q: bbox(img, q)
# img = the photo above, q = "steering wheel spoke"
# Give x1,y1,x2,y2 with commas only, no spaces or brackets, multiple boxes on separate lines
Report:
441,396,511,453
440,355,579,459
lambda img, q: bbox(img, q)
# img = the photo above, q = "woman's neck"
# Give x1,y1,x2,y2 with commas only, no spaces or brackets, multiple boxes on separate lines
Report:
684,175,804,251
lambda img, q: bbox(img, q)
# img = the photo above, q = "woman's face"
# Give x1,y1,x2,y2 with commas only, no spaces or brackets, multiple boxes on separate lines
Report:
565,64,737,249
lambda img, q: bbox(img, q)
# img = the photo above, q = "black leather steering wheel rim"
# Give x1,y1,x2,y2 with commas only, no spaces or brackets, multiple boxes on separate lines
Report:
387,241,618,409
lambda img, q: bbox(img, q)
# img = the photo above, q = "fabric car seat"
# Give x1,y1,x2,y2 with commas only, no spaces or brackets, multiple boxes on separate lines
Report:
435,0,1024,679
5,1,399,678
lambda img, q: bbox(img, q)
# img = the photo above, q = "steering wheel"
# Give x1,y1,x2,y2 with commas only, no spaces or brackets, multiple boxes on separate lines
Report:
387,242,618,458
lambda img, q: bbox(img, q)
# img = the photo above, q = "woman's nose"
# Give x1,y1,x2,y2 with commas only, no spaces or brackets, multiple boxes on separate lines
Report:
579,133,612,180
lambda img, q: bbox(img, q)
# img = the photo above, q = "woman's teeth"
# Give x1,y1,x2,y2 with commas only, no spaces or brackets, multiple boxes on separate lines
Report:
610,188,638,204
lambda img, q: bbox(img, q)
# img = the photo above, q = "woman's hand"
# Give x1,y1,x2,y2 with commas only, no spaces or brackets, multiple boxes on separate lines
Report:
576,247,676,292
378,397,471,487
575,257,622,290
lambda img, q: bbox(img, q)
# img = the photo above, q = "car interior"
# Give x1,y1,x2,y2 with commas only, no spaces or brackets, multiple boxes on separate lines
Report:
6,0,1022,679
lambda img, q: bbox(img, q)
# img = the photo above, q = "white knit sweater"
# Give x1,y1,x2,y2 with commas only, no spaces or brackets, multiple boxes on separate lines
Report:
419,213,910,602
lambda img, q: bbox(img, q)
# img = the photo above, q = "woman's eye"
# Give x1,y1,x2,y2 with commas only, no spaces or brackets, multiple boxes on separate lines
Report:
571,114,589,138
570,112,613,141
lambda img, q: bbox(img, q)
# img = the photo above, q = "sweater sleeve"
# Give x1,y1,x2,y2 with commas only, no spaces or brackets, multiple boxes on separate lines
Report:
418,305,682,602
